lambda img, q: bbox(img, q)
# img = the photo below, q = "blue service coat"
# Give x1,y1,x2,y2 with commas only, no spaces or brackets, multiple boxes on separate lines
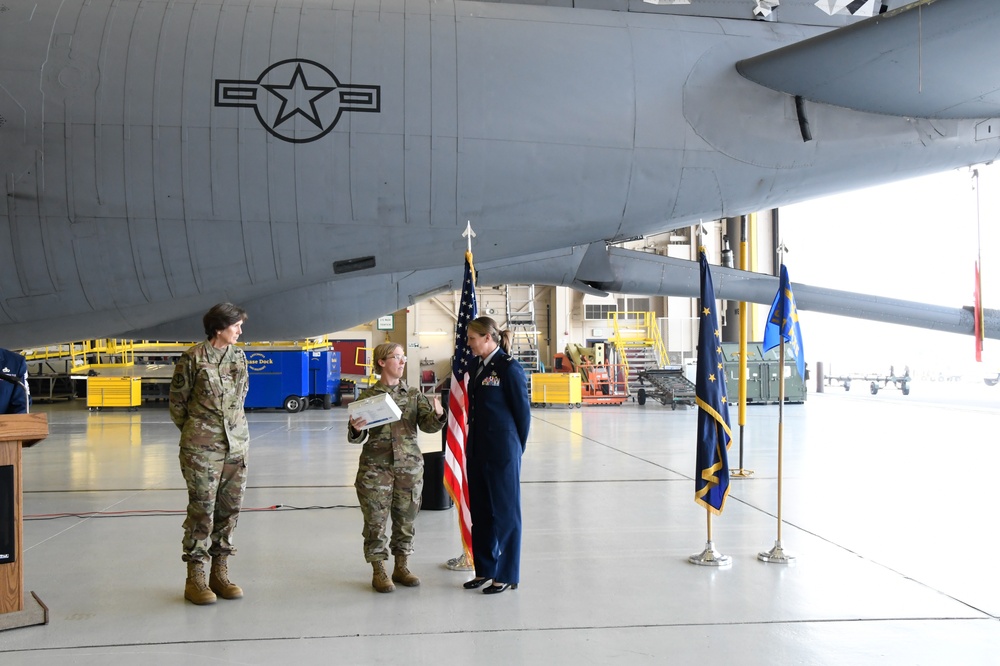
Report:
0,348,28,414
467,349,531,584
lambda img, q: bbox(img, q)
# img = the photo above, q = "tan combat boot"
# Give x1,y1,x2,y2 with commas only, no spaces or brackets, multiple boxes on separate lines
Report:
392,554,420,587
185,561,217,605
209,555,244,600
371,560,395,593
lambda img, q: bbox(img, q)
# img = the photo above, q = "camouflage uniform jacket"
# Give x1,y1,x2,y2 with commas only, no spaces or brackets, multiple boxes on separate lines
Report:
170,340,250,456
348,380,446,468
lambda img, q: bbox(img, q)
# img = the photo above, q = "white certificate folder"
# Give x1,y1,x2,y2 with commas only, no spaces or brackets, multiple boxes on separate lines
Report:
347,392,402,429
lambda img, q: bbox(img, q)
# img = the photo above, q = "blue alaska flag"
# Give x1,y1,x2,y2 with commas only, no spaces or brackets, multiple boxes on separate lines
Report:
695,249,733,514
762,264,805,380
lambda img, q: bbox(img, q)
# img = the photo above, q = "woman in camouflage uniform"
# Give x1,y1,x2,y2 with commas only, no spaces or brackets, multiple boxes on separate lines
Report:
169,303,250,606
348,342,446,593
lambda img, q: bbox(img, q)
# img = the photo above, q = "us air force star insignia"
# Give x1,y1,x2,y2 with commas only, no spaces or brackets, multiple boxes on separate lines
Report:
214,58,380,144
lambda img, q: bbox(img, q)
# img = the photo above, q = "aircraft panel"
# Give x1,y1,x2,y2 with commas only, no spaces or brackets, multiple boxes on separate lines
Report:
155,125,187,222
126,122,156,220
69,123,101,217
188,218,255,290
194,3,229,129
180,126,215,221
128,218,173,303
242,219,279,286
48,0,104,127
326,132,357,227
429,12,460,227
155,218,198,297
620,148,684,236
402,10,432,139
670,166,721,223
404,134,433,225
430,136,460,229
97,125,128,219
457,139,633,234
0,81,36,204
429,4,459,135
239,1,278,128
350,6,404,135
0,218,22,313
72,218,146,310
456,14,635,148
293,138,341,223
234,126,269,222
123,1,165,128
97,0,139,127
270,219,305,280
266,141,302,239
154,1,193,126
348,132,406,223
402,11,432,226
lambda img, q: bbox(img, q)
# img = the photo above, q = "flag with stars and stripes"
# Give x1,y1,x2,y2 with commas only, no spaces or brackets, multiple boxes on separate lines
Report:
443,250,478,559
695,248,733,514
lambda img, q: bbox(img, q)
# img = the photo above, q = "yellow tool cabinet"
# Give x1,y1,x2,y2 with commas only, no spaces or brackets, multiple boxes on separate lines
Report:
87,377,142,410
530,373,582,408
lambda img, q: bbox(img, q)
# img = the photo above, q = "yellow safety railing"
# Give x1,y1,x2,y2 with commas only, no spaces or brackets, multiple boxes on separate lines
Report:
22,338,337,374
606,312,669,377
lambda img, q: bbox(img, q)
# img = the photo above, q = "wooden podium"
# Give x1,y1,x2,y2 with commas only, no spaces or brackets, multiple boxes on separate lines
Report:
0,413,48,631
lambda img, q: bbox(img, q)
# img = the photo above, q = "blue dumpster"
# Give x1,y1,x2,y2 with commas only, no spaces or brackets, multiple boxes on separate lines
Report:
245,351,309,412
308,350,342,409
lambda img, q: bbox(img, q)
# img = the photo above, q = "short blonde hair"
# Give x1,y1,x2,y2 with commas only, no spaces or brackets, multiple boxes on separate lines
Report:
371,342,403,374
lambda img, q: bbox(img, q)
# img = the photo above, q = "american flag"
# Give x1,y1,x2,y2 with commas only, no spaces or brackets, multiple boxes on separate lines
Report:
443,250,477,559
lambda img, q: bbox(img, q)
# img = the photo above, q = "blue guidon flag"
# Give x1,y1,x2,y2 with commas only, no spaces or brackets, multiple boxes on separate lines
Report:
762,263,805,380
695,248,733,514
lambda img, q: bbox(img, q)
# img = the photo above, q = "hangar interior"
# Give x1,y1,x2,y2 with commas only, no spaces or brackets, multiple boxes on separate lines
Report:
17,214,781,409
336,214,780,398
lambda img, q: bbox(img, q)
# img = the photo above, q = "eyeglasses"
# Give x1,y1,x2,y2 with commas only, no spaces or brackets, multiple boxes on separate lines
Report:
386,355,407,362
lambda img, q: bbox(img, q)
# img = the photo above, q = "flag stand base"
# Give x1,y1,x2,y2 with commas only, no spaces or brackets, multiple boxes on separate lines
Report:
688,541,732,567
757,540,796,564
730,468,754,478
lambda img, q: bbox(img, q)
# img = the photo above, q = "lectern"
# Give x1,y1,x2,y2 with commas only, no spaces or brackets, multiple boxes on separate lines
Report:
0,413,48,631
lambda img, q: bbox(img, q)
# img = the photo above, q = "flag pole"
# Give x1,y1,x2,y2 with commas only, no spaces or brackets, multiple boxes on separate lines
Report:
733,215,753,478
689,509,732,566
443,221,478,570
759,248,795,564
689,236,732,567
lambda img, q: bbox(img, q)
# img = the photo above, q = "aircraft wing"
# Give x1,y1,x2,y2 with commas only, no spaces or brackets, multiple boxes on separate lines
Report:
475,243,1000,340
737,0,1000,118
115,242,999,344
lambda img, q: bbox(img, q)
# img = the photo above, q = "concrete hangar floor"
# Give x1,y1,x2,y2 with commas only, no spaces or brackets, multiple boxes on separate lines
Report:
2,380,998,664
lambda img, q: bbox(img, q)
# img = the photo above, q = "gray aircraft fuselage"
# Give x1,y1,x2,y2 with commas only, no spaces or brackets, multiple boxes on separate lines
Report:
1,0,997,345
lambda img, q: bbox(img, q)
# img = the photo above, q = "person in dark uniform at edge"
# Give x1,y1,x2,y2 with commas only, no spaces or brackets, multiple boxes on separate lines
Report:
462,316,531,595
0,347,29,414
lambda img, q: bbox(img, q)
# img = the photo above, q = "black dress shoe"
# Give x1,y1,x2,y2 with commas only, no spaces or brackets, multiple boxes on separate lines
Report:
483,582,518,595
463,577,492,589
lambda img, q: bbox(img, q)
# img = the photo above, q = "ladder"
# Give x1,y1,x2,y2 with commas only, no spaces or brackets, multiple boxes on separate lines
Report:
607,312,669,394
505,285,541,373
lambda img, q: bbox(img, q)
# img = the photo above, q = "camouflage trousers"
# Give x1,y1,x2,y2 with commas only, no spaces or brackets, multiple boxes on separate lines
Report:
179,444,248,565
355,463,423,562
